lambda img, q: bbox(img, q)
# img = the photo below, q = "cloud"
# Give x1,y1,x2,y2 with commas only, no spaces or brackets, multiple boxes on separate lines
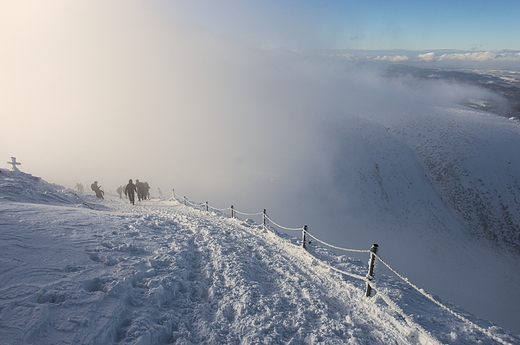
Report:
417,52,438,62
374,55,410,62
419,51,520,62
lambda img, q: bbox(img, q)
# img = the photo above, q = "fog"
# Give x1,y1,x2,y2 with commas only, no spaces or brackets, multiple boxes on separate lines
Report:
1,1,498,203
2,1,519,333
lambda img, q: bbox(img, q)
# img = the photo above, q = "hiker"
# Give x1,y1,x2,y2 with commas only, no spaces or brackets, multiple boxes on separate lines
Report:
144,182,150,200
75,183,84,193
124,179,137,205
91,181,104,199
136,179,145,201
116,186,123,199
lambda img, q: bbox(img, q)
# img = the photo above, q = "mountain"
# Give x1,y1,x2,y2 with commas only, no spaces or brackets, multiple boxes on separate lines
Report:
384,64,520,118
1,169,519,344
292,102,520,336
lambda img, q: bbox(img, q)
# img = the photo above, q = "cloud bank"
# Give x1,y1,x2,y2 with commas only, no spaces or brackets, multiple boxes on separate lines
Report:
418,51,520,62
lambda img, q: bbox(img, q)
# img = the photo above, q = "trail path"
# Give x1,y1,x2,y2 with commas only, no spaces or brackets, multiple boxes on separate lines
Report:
1,192,517,344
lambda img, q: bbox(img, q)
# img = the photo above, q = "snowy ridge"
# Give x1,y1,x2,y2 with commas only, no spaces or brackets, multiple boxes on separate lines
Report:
174,190,518,345
2,170,519,344
0,169,105,210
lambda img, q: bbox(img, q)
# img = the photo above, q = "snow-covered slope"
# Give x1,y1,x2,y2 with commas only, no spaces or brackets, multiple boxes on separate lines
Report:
1,170,518,344
385,107,520,254
312,105,520,255
285,104,520,335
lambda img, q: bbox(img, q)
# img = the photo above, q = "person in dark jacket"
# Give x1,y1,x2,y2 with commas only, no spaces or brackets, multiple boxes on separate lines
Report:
144,182,150,200
124,179,137,205
136,179,145,201
91,181,104,199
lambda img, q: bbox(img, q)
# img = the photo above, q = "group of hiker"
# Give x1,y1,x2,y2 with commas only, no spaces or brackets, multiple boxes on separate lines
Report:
77,180,152,205
120,179,150,205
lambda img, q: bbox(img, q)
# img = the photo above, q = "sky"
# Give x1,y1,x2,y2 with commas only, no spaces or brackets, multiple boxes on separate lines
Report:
160,0,520,51
0,0,518,197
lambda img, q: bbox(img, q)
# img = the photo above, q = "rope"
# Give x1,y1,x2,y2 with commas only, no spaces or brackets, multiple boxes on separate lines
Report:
209,205,231,212
264,214,303,231
233,210,264,216
374,254,513,345
305,231,371,253
320,260,367,281
186,200,204,207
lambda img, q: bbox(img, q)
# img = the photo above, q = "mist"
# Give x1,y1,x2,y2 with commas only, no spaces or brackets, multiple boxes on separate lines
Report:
2,1,519,333
0,1,493,200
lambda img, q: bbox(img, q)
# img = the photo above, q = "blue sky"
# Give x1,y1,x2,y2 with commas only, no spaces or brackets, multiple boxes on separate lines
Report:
160,0,519,51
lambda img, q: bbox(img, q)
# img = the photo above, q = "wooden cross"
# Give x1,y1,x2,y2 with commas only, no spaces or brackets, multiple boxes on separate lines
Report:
7,157,21,171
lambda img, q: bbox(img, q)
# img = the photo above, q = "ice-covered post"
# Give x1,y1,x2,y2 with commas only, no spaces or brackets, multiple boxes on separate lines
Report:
172,189,175,199
231,205,234,218
205,201,209,212
262,209,267,229
365,244,379,297
302,225,308,250
7,157,21,171
183,196,187,206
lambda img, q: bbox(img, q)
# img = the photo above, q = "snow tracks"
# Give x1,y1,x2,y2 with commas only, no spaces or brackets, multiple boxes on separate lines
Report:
85,199,433,344
1,198,504,344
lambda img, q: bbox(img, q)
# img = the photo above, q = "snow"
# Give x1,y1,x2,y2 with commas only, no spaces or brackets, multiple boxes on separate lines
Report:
1,169,519,344
279,102,520,334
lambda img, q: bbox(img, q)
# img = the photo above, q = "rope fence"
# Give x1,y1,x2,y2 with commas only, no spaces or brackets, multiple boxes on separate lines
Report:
304,230,371,253
264,213,303,231
169,188,513,345
233,209,264,216
372,254,512,345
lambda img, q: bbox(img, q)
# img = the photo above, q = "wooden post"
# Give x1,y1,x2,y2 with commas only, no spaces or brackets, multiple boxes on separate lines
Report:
365,244,379,297
205,201,209,212
262,209,267,229
302,225,308,250
184,196,187,206
231,205,234,218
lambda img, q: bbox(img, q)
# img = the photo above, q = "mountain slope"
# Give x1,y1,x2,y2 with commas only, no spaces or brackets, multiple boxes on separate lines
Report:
1,170,518,344
386,107,520,254
300,105,520,335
